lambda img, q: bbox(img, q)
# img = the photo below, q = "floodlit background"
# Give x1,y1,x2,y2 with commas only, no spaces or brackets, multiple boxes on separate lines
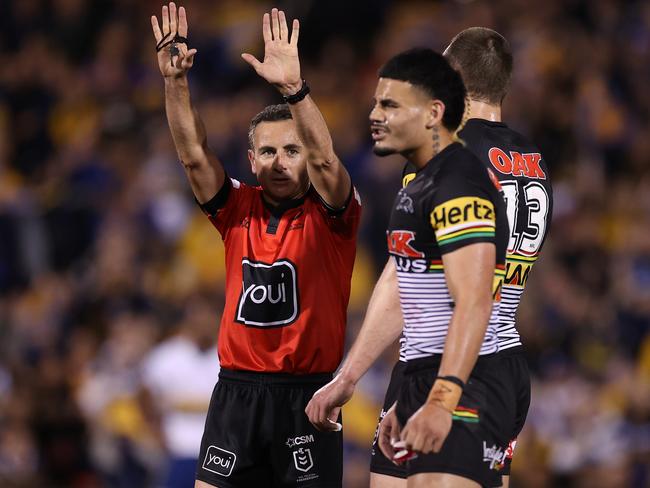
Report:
1,0,649,486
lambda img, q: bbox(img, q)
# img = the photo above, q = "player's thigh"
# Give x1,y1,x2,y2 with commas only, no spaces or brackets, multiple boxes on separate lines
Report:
408,472,481,488
370,472,408,488
501,475,510,488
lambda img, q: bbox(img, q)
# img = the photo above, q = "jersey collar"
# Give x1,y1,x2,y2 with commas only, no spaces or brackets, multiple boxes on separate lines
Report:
421,141,462,173
260,190,307,218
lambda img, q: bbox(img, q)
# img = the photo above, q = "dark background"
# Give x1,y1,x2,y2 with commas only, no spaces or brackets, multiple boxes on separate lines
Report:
0,0,649,486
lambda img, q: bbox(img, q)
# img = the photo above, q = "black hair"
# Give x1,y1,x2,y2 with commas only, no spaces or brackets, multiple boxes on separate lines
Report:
379,48,466,131
248,104,293,149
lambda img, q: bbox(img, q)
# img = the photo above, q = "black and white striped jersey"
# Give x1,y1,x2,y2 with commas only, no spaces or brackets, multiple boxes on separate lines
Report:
389,142,509,361
403,119,553,352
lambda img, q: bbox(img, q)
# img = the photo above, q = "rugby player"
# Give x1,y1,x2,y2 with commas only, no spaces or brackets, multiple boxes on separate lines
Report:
307,29,553,488
151,4,360,487
309,47,510,487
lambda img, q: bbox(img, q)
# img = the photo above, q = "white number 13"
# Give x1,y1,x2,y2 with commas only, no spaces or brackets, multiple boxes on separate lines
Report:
500,181,550,256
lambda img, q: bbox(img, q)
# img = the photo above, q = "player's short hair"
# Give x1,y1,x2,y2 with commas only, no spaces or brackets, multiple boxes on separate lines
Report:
379,48,466,132
248,104,293,149
444,27,513,105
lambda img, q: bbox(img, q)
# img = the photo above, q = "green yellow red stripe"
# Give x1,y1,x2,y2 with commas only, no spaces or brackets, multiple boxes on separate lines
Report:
452,406,479,423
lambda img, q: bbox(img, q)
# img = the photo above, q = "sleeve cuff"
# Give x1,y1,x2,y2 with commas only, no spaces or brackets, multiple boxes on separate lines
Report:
317,186,354,217
196,177,232,217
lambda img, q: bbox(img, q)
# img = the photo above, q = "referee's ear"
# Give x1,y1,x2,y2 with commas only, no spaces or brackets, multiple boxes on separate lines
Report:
248,149,257,175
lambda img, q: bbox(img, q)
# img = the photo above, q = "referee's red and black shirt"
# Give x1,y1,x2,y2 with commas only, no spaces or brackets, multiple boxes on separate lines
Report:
199,176,361,374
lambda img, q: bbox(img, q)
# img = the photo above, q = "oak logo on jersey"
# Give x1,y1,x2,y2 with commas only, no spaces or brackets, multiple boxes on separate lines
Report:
488,148,547,180
236,259,299,328
387,231,424,258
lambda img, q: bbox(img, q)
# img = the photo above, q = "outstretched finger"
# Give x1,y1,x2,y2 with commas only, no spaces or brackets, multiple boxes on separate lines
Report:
178,5,188,37
279,10,288,41
241,53,263,73
271,8,280,40
151,16,163,43
289,18,299,46
262,13,271,43
162,4,169,34
169,2,178,36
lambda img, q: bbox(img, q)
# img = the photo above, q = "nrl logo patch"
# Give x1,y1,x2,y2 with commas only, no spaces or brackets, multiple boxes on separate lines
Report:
293,448,314,473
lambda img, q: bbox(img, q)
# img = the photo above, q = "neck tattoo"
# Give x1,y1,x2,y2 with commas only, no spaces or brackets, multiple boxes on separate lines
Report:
432,126,440,156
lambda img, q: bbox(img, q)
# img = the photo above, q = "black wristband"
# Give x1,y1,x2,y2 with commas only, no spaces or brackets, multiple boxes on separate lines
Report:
283,80,310,104
436,375,465,390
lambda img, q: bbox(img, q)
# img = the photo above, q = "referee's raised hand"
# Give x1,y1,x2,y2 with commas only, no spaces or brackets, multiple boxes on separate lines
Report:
242,8,302,96
151,2,197,79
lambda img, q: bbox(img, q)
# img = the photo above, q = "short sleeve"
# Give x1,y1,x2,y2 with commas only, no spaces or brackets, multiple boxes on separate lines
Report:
197,177,255,237
314,186,362,240
429,169,497,255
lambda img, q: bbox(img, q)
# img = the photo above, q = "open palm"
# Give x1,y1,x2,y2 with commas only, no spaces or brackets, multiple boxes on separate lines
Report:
242,8,301,92
151,2,197,79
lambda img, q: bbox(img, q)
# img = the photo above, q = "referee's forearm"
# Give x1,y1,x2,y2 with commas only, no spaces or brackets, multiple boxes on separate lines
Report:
164,76,208,165
287,95,336,165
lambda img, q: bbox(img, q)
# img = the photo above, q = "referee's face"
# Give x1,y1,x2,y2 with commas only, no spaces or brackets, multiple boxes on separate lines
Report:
370,78,436,158
248,120,310,204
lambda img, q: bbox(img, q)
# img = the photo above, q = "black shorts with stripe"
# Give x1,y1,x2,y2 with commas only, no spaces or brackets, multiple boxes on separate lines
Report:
196,369,342,488
395,355,515,488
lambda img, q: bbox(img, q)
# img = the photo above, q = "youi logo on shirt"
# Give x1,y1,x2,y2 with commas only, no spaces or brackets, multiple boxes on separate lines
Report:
236,259,299,327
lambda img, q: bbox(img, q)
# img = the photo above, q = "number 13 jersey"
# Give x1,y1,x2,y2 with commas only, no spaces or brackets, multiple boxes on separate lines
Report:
461,119,553,351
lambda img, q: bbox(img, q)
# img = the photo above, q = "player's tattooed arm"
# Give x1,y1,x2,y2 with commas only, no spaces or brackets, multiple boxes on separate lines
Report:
152,2,225,204
242,8,351,208
306,259,403,431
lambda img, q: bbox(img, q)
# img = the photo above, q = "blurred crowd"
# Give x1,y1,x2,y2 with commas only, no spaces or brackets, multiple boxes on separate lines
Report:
0,0,649,486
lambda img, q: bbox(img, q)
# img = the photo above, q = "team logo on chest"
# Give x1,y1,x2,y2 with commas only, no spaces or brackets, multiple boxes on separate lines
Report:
395,189,414,214
236,259,299,327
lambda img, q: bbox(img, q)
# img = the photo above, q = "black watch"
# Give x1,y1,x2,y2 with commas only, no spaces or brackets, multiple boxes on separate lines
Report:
283,80,310,104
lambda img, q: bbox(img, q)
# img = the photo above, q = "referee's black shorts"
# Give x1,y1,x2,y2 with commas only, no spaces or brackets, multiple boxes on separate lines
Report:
196,369,342,488
395,354,515,488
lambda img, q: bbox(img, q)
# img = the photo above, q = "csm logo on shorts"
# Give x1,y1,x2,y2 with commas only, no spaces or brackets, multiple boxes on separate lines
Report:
236,259,299,327
202,445,236,477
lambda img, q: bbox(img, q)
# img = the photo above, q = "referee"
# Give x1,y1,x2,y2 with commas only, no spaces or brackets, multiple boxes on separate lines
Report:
151,4,360,487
